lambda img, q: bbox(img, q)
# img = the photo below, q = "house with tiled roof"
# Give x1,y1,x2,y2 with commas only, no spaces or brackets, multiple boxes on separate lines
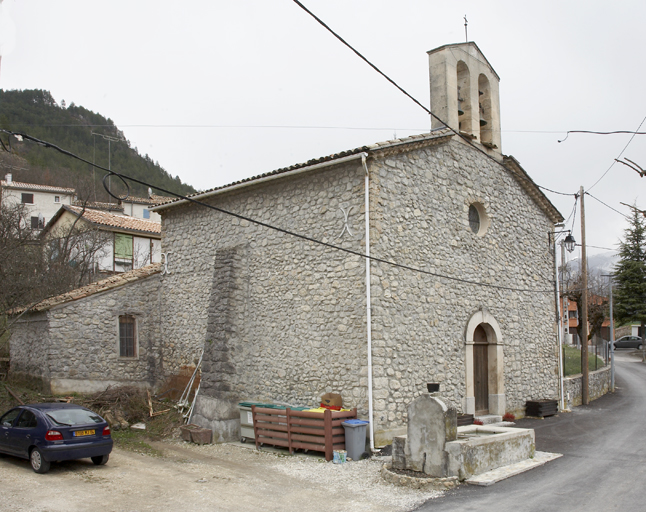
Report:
9,264,164,393
0,173,76,230
43,204,162,273
7,43,574,448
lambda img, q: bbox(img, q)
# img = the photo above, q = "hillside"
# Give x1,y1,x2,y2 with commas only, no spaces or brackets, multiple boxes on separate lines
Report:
0,89,196,200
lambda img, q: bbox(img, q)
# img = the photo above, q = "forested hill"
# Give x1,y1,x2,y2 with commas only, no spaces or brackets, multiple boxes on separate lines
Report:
0,89,196,200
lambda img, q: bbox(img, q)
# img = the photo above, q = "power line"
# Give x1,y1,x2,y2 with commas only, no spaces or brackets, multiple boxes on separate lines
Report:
537,184,577,197
1,128,558,295
587,115,646,191
585,192,630,220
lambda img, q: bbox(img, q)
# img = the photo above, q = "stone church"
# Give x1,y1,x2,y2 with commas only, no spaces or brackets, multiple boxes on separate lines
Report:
151,42,564,446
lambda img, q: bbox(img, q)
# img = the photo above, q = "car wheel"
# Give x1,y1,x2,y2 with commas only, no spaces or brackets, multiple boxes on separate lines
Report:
639,344,643,350
30,447,50,474
91,454,109,465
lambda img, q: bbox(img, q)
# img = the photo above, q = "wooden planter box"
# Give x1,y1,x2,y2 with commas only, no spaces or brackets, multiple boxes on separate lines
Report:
526,399,558,417
180,424,200,442
252,406,357,461
457,414,474,426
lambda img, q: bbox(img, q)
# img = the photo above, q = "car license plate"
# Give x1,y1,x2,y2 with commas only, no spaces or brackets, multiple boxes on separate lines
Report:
73,430,95,437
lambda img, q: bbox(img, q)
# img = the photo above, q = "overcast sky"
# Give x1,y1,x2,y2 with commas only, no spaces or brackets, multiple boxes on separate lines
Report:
1,0,645,262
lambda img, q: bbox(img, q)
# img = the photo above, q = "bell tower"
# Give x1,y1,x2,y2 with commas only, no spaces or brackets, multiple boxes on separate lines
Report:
428,42,502,154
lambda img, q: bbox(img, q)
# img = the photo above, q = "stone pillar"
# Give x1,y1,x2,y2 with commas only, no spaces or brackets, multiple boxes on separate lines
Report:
404,394,457,476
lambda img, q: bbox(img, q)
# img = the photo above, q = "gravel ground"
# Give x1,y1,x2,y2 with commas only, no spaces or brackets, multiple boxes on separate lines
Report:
0,439,443,511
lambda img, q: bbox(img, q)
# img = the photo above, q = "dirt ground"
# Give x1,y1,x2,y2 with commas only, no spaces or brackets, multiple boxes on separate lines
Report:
0,439,442,512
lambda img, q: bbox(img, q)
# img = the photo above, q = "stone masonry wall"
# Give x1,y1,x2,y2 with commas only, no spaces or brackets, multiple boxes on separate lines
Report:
367,139,559,431
563,366,610,407
11,273,163,394
159,136,560,442
160,161,369,409
10,311,51,385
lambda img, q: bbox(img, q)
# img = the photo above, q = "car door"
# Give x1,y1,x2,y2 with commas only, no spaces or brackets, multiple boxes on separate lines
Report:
0,408,23,455
9,409,39,458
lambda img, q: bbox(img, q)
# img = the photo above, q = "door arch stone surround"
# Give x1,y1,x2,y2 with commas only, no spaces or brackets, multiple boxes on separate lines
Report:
464,310,505,416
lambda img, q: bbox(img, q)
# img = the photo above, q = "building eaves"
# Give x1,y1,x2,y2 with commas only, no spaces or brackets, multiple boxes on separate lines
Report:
151,129,455,211
0,180,76,195
502,155,564,224
10,263,163,314
64,205,162,236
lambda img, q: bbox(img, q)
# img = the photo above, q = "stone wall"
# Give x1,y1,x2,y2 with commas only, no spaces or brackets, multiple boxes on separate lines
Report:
159,136,560,443
367,139,558,434
10,272,164,394
9,311,51,386
563,366,610,407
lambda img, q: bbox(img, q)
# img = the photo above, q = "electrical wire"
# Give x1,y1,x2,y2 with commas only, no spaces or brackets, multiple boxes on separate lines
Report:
1,128,558,295
289,0,554,203
587,115,646,191
585,192,631,220
537,184,577,197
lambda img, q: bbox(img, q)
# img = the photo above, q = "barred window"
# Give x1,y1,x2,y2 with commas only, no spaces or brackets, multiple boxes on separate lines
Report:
119,315,136,358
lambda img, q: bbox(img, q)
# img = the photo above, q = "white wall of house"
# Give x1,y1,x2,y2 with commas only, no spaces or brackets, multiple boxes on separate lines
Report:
122,200,162,222
99,233,162,272
1,179,75,229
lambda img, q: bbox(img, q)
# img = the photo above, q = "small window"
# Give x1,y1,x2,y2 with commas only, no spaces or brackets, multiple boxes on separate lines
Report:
21,193,34,204
143,208,150,219
31,216,45,229
119,315,137,358
1,408,21,427
54,196,60,203
468,205,480,233
468,202,490,237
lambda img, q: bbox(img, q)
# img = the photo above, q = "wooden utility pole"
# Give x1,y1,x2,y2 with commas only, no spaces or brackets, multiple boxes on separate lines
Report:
580,186,589,405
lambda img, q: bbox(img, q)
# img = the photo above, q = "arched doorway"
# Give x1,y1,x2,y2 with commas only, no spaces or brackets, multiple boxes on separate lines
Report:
473,325,489,414
465,310,505,416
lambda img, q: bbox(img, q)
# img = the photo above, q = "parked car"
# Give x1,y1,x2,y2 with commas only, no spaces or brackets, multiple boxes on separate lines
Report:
613,335,644,350
0,403,112,473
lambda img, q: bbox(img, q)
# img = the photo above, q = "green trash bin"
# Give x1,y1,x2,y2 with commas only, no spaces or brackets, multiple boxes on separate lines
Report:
341,419,369,461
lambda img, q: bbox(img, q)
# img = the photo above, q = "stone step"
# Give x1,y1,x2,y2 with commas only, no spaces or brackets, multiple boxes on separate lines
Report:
475,414,502,424
465,451,562,486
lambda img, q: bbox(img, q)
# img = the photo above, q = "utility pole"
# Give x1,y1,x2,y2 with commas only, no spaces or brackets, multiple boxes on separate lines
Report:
580,186,589,405
602,274,615,392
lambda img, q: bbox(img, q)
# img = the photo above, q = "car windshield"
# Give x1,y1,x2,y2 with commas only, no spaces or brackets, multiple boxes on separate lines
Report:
46,409,103,426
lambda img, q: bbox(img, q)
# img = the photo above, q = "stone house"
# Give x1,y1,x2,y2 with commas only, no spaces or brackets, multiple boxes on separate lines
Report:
9,264,164,394
151,42,564,446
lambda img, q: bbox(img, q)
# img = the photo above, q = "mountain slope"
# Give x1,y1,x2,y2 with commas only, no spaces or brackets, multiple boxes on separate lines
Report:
0,89,195,200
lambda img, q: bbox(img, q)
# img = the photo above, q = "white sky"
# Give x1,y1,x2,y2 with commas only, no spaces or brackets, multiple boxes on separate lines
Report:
1,0,645,259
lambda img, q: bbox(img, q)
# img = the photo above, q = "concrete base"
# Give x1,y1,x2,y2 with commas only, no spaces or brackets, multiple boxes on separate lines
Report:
488,393,506,415
50,378,151,395
475,414,502,425
465,451,562,486
191,395,240,443
446,425,535,480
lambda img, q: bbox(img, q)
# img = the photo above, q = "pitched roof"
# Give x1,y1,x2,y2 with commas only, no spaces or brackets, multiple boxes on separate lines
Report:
151,129,563,223
11,263,163,314
59,205,161,236
0,179,76,195
152,130,455,209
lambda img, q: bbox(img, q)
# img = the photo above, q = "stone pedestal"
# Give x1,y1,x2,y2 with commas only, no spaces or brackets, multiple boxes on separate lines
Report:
403,393,457,476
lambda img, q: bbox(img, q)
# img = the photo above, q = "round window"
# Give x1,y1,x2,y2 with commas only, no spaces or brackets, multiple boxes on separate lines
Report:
468,202,489,236
468,205,480,234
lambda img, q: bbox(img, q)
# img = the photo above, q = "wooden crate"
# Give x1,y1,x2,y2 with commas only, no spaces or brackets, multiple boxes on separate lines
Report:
525,399,558,417
252,406,357,461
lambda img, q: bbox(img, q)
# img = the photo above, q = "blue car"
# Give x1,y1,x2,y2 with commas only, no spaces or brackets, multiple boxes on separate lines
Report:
0,403,113,473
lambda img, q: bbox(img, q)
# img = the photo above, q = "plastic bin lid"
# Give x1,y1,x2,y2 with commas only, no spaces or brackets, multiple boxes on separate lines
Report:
238,402,284,409
342,419,369,425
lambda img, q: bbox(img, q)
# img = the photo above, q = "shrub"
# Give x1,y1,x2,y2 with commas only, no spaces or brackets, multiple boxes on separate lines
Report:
473,419,484,426
502,412,515,422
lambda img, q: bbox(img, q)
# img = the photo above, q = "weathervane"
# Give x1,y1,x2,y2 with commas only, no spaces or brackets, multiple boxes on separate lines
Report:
464,15,468,42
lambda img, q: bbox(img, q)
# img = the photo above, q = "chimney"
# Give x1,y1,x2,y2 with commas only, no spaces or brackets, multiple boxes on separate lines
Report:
5,173,12,183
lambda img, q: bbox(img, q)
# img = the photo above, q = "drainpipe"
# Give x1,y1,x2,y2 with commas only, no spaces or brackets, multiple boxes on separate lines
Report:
554,235,565,411
361,153,375,452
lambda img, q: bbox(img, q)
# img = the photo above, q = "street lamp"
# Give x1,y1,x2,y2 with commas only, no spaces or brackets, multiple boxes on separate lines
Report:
563,232,576,253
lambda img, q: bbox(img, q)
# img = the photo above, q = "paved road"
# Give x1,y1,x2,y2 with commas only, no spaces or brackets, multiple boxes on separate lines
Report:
416,352,646,512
